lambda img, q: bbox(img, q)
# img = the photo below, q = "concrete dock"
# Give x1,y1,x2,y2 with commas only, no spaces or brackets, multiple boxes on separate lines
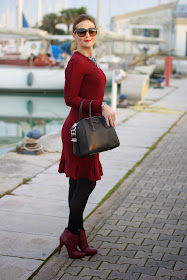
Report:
0,78,187,280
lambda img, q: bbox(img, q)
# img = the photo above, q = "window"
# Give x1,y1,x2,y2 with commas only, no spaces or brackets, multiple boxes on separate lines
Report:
132,28,160,38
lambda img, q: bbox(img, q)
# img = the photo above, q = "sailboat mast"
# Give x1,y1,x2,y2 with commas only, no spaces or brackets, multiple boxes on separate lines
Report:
38,0,42,26
96,0,102,59
97,0,102,27
17,0,23,28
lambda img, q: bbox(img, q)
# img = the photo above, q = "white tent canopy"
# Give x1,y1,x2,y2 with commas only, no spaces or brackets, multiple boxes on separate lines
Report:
99,26,166,44
0,27,48,39
0,26,165,44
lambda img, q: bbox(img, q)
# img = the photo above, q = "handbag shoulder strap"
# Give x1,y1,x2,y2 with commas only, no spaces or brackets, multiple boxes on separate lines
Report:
89,100,93,118
89,100,95,131
79,99,85,120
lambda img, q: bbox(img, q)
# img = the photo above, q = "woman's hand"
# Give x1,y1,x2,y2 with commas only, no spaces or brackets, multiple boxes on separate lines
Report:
102,104,116,127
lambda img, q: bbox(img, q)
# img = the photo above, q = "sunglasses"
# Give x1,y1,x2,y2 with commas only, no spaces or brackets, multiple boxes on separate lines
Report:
74,28,97,37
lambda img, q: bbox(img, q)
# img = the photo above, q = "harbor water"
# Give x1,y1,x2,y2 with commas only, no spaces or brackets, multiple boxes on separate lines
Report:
0,85,118,156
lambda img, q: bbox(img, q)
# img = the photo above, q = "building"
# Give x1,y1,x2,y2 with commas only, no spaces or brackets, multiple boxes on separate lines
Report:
111,1,187,57
174,5,187,56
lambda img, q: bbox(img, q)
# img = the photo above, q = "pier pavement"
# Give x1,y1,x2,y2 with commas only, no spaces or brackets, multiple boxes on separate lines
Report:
0,78,187,280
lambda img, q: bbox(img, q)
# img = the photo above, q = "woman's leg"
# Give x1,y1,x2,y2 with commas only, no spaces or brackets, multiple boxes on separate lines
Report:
68,178,77,208
68,178,96,235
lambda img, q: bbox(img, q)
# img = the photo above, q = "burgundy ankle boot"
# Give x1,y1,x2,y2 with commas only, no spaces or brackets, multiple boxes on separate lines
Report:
78,229,98,256
59,228,85,259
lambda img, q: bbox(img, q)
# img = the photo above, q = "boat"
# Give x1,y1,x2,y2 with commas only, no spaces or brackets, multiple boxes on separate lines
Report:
0,27,68,95
0,0,166,94
0,65,65,95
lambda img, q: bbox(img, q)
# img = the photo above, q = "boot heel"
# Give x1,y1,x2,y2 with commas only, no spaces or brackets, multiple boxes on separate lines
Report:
59,238,63,254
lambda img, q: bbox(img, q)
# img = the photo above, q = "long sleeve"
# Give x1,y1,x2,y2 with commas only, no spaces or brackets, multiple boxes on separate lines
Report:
64,57,103,114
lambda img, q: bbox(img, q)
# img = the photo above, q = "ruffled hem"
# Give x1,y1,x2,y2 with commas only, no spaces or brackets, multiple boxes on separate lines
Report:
58,155,103,181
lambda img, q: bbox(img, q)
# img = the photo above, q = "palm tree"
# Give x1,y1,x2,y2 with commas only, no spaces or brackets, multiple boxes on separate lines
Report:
60,7,87,34
39,13,65,35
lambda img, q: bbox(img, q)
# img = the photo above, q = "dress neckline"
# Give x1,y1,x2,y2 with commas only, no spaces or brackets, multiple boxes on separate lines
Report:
74,50,92,58
74,51,100,69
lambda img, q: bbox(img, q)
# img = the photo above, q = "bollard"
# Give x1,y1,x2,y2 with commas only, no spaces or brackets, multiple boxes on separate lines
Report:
164,56,172,87
111,69,126,112
111,70,118,112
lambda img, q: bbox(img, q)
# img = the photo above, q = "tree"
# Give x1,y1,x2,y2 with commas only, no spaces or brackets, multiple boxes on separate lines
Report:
39,13,65,35
60,7,87,34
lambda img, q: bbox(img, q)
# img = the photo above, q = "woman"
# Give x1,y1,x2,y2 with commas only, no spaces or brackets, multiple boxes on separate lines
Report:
58,14,116,259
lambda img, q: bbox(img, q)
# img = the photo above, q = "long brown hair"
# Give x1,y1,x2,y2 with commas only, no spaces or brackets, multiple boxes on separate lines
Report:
71,14,97,53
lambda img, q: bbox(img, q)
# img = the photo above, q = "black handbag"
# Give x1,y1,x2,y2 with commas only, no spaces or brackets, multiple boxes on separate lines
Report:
70,99,120,157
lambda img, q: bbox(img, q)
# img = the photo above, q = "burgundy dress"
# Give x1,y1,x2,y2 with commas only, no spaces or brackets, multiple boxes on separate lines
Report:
58,51,106,181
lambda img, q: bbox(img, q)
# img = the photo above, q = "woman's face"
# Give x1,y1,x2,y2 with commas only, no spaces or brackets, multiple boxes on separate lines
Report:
72,20,97,50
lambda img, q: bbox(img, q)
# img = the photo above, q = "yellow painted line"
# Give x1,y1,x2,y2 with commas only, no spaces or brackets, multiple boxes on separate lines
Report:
132,106,184,115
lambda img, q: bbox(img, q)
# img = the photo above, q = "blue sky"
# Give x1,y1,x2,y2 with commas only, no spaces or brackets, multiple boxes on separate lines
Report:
0,0,187,28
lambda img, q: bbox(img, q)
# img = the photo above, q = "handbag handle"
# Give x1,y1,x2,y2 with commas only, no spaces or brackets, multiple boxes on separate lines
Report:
79,99,93,121
79,99,85,120
79,99,100,131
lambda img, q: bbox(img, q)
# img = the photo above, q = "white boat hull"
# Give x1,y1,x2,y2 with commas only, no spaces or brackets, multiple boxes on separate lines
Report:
0,66,65,94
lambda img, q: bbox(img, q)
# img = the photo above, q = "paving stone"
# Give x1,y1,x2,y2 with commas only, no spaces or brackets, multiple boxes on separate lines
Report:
117,236,143,245
153,245,180,255
174,261,187,270
124,226,151,234
140,222,165,229
156,267,187,278
116,219,141,227
170,277,187,280
133,232,159,240
64,266,82,276
179,248,187,256
60,274,91,280
108,271,140,280
145,259,175,270
149,228,174,236
70,260,101,270
98,261,129,273
138,208,160,215
101,224,125,232
96,248,110,256
89,254,119,264
142,238,169,247
89,240,102,248
139,274,170,280
109,230,134,238
127,264,158,276
135,251,164,261
79,267,110,278
117,256,147,266
169,240,187,248
173,229,187,236
100,241,127,250
92,235,119,243
97,229,111,236
126,244,153,253
108,249,136,258
154,217,178,225
158,234,184,242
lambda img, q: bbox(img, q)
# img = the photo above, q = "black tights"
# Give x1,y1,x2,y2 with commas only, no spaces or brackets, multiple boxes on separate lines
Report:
68,178,96,235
